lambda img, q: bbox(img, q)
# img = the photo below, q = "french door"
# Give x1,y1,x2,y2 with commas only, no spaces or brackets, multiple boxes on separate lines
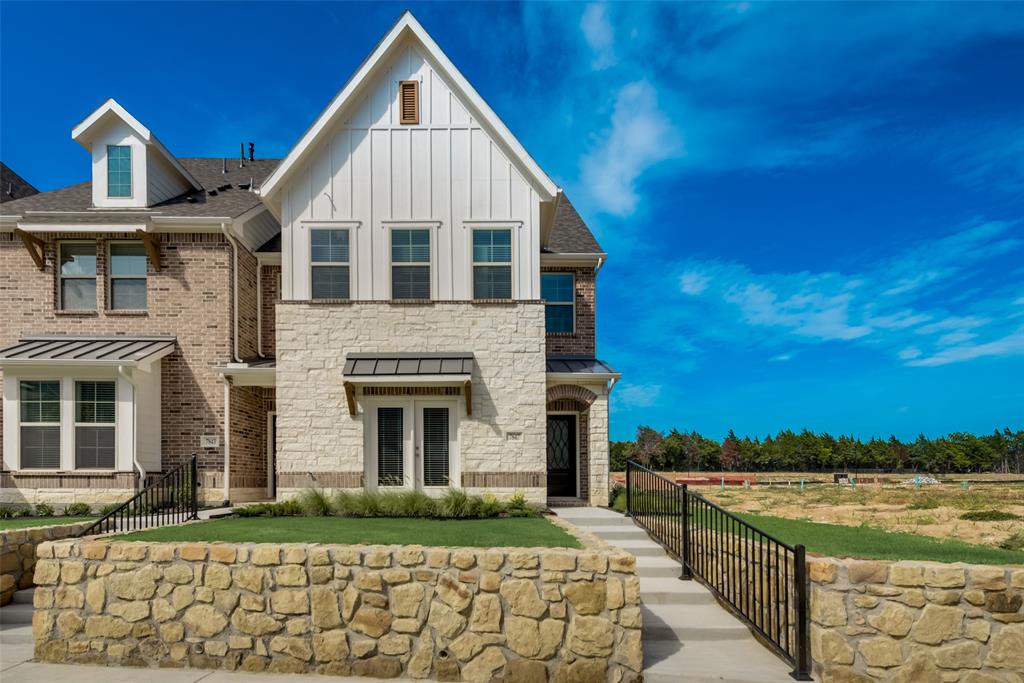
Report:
370,401,456,490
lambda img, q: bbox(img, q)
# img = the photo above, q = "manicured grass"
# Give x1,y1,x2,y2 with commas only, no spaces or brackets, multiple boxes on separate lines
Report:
0,516,93,530
112,516,582,549
736,513,1024,566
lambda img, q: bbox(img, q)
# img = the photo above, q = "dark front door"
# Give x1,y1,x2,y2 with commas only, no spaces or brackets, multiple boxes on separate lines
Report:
546,415,577,497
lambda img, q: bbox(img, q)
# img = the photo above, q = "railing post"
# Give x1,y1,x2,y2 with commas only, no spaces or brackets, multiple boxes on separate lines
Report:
680,484,692,580
190,455,199,520
790,544,813,680
625,461,632,517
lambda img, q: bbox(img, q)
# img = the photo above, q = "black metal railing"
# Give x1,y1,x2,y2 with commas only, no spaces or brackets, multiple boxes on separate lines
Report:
625,460,811,680
78,455,198,537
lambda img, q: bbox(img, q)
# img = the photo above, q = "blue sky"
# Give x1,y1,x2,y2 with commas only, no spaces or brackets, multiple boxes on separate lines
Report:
2,2,1022,441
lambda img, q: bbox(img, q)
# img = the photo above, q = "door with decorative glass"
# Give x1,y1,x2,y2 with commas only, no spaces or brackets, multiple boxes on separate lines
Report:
546,414,577,497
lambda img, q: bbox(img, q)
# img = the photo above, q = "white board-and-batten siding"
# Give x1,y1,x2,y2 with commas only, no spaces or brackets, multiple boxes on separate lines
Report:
278,42,542,302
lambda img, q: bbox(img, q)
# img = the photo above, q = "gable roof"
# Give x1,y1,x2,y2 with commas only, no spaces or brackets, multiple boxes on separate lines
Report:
1,162,38,203
259,11,558,205
545,194,603,255
71,98,203,192
0,158,280,223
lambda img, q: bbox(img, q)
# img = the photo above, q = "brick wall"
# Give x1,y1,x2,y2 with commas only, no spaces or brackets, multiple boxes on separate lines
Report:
261,265,280,357
0,232,253,488
543,266,596,356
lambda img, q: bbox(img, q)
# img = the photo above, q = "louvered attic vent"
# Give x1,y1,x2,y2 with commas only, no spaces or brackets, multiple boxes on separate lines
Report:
400,80,419,125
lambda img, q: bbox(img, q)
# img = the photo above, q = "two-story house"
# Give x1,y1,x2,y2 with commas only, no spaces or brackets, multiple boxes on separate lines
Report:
0,11,618,510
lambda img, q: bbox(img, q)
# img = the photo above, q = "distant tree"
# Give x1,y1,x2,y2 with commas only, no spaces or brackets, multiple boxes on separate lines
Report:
720,430,741,471
633,426,664,466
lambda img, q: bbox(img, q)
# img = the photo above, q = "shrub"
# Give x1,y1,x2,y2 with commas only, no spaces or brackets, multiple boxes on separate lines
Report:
438,488,473,519
1000,531,1024,551
506,490,540,518
960,510,1020,522
0,505,15,519
17,507,34,517
476,494,503,519
908,497,940,510
235,500,302,517
64,502,92,517
298,488,333,517
608,482,625,507
611,491,627,513
34,503,55,517
98,502,123,517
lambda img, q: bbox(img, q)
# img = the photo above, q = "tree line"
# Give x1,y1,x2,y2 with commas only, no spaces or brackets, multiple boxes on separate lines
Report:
611,427,1024,474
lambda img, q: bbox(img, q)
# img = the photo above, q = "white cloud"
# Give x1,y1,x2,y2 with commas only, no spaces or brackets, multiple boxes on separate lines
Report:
580,81,681,216
615,383,663,408
906,329,1024,367
580,4,616,70
679,271,711,295
770,353,794,362
899,347,922,360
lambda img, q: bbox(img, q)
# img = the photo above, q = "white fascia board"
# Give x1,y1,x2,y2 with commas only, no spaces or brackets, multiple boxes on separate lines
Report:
540,253,608,267
17,223,148,233
255,252,282,266
0,359,140,368
213,366,276,387
546,371,621,383
344,374,472,385
71,98,202,191
259,11,558,203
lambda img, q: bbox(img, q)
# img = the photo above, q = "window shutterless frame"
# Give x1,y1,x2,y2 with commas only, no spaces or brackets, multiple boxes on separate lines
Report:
73,380,116,470
471,228,513,300
107,241,148,311
58,241,98,311
541,272,575,333
390,227,432,300
309,228,351,300
106,145,132,198
18,380,61,470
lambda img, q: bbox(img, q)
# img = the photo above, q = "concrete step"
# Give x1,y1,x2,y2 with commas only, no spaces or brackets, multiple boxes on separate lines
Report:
0,625,35,645
644,638,796,683
9,590,34,605
612,540,666,557
580,526,650,541
557,514,636,528
641,603,753,642
0,602,33,626
635,555,684,578
639,577,717,605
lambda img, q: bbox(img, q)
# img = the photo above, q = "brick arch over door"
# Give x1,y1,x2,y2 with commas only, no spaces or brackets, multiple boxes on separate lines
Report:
547,392,592,501
547,384,598,406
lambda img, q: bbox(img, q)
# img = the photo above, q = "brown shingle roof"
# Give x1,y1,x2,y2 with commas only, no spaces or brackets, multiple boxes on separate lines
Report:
0,157,280,220
546,194,602,255
0,162,39,202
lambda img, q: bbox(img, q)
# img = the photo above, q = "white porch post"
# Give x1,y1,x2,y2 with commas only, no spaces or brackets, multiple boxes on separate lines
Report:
221,377,231,504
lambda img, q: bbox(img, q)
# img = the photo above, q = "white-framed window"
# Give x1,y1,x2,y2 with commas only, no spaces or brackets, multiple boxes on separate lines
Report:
310,228,350,299
472,228,512,299
18,380,61,469
74,380,116,469
59,241,97,310
107,145,132,198
108,242,147,310
391,228,431,300
541,272,575,333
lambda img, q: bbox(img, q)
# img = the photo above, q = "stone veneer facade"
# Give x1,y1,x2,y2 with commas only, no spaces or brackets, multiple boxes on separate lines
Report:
0,231,269,505
0,520,92,605
808,556,1024,682
275,301,550,503
31,533,642,682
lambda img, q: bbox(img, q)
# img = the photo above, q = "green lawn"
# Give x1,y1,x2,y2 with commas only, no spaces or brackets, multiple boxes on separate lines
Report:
112,516,582,548
736,512,1024,566
0,517,93,531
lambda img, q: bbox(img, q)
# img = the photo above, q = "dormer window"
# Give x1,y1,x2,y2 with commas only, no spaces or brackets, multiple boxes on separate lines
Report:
106,145,132,197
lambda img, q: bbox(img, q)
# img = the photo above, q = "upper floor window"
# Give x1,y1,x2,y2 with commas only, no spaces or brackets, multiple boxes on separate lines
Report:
59,242,97,310
107,145,132,197
542,273,575,333
391,229,430,299
19,380,61,469
109,242,147,310
311,228,350,299
472,229,512,299
75,381,116,469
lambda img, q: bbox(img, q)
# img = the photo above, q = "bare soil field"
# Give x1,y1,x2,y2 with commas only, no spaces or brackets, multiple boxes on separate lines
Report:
613,471,1024,549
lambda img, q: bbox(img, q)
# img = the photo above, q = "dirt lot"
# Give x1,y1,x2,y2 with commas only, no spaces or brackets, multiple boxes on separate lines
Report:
613,471,1024,549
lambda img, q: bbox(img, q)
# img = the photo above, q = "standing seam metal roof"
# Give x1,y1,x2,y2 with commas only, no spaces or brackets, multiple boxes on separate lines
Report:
0,336,176,363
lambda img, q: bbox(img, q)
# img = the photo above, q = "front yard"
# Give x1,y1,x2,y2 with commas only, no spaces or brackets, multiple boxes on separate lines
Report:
112,516,582,548
0,516,93,530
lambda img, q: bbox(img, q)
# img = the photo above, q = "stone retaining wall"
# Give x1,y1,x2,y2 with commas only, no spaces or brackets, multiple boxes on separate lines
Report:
31,538,641,682
808,557,1024,682
0,521,92,606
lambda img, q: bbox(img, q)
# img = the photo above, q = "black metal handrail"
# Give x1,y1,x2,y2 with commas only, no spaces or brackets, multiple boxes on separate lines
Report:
625,460,812,680
78,455,198,537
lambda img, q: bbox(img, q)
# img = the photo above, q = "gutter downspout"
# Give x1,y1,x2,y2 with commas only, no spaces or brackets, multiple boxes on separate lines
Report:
118,365,144,490
594,256,605,274
256,258,265,358
220,222,243,363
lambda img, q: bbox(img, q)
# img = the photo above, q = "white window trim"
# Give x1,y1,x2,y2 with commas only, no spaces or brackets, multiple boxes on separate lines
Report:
309,227,352,300
362,397,461,493
388,226,433,301
72,379,117,471
16,379,61,471
58,240,98,311
107,240,148,312
542,272,575,334
470,227,515,301
106,144,133,199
